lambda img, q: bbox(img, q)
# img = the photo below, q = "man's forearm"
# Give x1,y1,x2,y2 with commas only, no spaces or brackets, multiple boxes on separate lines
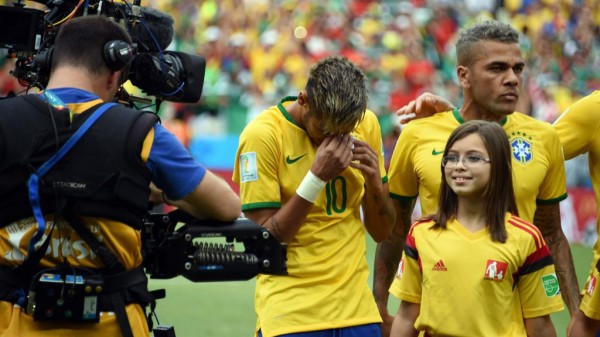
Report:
535,203,581,315
545,230,581,315
373,199,415,313
363,184,396,242
373,235,404,312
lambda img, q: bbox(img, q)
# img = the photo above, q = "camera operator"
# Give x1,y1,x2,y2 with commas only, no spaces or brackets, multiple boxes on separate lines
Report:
0,15,240,337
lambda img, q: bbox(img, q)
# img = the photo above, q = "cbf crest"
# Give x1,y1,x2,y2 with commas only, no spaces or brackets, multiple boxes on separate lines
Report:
510,132,532,165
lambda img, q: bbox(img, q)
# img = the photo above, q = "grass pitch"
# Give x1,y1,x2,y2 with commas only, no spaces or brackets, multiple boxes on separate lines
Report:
149,241,594,337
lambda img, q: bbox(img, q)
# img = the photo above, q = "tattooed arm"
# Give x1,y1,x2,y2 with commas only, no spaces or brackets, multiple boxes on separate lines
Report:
373,198,416,337
534,203,580,315
352,139,395,242
244,198,313,243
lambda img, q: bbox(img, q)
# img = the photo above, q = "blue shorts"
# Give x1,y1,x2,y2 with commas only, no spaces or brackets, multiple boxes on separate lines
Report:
258,323,381,337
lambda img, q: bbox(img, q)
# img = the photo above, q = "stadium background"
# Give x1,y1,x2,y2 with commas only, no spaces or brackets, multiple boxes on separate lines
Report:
0,0,599,336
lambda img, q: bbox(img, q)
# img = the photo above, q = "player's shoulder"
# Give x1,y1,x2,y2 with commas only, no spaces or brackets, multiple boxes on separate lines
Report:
572,90,600,111
354,109,383,145
509,111,558,136
400,110,455,138
364,108,379,120
510,112,554,129
356,109,380,130
410,109,454,126
557,91,600,123
240,105,282,137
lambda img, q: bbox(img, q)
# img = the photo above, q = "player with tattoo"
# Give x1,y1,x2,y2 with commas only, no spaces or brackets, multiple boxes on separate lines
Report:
373,20,578,336
233,56,395,337
391,120,563,337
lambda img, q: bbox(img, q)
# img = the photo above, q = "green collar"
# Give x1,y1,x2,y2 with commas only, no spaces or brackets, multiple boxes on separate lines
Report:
277,96,299,126
453,107,508,126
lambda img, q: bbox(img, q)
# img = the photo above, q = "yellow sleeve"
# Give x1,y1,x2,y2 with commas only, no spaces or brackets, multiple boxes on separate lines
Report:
390,224,423,304
538,125,567,202
233,118,282,211
553,91,600,160
517,240,564,318
388,123,420,200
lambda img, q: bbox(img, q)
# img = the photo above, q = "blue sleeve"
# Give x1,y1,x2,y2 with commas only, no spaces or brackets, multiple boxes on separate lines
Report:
147,124,206,199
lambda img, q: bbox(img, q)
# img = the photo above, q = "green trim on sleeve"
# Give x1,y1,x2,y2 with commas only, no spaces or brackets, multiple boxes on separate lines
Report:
242,201,282,211
537,193,568,205
390,193,418,201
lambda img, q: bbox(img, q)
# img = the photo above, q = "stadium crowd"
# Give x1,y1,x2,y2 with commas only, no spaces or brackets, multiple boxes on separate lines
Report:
0,1,600,336
1,0,600,183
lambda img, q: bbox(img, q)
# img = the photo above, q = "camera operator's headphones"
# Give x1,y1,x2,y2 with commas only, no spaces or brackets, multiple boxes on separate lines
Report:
103,40,136,71
34,40,136,74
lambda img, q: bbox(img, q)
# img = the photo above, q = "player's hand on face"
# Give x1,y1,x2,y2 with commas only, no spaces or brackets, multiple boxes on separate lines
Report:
396,92,455,124
311,135,354,181
349,139,380,188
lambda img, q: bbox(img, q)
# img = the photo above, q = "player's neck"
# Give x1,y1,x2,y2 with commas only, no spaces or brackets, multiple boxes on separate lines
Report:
287,100,306,129
459,101,505,123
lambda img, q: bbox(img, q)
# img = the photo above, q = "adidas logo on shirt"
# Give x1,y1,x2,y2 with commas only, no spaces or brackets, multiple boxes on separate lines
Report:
432,260,447,271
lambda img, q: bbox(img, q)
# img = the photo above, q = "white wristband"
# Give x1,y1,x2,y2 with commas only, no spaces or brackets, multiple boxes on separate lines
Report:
296,170,327,203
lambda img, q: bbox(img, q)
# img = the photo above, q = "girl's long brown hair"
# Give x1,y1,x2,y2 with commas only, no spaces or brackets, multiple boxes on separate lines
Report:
431,120,518,243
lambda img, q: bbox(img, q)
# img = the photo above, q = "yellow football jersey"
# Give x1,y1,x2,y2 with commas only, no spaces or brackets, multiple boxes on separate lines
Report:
553,90,600,319
233,96,386,337
389,109,567,221
390,215,564,336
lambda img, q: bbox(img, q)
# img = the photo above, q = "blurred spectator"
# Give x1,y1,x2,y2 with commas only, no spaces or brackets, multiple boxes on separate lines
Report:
1,0,599,186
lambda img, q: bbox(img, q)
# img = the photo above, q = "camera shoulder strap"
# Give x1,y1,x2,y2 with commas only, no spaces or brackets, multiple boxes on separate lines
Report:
26,101,117,257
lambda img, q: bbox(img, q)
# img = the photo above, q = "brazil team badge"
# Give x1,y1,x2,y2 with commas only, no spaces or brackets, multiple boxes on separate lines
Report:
511,137,532,164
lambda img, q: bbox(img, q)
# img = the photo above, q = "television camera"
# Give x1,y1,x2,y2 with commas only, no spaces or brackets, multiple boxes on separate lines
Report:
24,210,286,337
141,210,287,336
0,0,206,107
142,210,288,282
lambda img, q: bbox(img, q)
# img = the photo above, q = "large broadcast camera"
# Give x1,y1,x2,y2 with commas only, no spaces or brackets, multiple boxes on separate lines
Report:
0,0,206,106
142,210,288,282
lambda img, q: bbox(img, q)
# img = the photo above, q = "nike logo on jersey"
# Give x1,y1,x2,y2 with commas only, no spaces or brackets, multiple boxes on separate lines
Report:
432,149,444,155
432,260,447,271
286,154,307,164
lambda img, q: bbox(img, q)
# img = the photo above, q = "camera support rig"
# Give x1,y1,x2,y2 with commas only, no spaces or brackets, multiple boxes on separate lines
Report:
142,210,287,282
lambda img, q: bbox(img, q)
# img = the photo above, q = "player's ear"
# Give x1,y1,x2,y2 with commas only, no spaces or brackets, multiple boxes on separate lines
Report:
457,65,470,89
297,91,309,107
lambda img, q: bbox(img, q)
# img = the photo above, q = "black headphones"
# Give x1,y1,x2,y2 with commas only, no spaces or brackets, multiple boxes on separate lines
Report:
102,40,136,71
34,40,135,74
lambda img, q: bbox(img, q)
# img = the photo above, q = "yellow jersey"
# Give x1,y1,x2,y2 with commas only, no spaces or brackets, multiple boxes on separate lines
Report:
390,215,564,336
553,90,600,319
233,96,386,337
389,109,567,221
